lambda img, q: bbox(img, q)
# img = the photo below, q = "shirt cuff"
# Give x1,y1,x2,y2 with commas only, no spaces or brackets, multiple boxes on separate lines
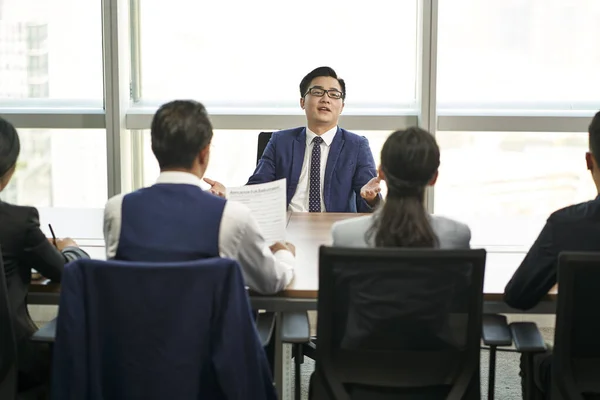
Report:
273,249,296,288
273,249,296,266
365,194,381,210
62,246,91,261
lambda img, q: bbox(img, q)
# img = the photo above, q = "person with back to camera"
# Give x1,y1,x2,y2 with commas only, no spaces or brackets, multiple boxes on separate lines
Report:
307,127,474,399
0,117,89,392
331,127,471,248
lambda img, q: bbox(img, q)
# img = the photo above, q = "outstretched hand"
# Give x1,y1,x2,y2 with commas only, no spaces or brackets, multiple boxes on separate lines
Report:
360,177,381,205
203,177,226,198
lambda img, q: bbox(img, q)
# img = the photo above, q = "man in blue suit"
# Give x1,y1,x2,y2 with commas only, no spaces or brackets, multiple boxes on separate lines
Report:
205,66,381,213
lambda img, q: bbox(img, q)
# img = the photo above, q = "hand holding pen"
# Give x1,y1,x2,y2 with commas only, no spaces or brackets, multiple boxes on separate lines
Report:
47,224,79,250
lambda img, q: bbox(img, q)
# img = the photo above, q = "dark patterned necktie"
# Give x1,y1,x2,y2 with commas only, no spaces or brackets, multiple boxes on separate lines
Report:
309,136,324,212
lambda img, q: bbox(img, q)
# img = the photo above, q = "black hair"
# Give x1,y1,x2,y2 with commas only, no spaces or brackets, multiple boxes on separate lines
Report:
299,66,346,100
369,127,440,248
0,117,21,180
151,100,213,170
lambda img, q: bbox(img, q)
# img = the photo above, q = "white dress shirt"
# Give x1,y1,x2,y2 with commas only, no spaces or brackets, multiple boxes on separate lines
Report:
288,126,338,212
103,171,295,294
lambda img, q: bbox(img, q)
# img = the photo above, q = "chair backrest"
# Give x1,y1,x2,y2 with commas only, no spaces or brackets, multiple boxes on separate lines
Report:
552,252,600,399
51,257,276,400
0,246,17,399
315,246,486,400
257,132,273,165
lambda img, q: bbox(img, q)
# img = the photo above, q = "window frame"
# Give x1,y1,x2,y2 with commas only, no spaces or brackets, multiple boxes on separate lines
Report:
0,0,596,215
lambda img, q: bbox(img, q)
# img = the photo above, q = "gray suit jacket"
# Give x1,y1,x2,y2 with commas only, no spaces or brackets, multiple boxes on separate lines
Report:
331,214,471,249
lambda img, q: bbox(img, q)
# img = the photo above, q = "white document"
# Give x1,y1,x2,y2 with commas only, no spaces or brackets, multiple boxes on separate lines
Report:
226,178,287,244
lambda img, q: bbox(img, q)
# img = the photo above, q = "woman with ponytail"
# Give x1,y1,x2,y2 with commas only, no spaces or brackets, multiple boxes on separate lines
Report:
0,117,89,391
325,128,477,400
332,127,470,248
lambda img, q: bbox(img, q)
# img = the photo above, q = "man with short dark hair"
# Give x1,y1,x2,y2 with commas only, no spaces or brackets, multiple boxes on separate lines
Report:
504,110,600,397
104,100,295,295
205,66,381,213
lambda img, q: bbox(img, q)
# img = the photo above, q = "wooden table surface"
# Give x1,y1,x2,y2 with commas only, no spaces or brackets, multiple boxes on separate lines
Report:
30,211,557,302
276,212,557,301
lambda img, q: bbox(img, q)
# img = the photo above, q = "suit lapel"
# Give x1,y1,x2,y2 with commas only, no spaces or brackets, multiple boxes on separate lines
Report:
324,128,344,211
289,128,307,201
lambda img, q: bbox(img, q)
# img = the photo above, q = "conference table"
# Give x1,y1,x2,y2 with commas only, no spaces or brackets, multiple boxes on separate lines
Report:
29,209,556,312
28,209,556,400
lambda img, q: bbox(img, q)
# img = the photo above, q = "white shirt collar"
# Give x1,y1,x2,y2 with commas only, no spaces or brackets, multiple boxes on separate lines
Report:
306,126,338,147
155,171,204,187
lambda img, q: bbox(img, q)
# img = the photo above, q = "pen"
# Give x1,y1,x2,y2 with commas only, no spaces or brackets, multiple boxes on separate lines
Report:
48,224,57,248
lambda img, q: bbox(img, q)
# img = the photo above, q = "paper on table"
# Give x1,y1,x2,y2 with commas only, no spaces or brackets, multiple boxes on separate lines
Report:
226,178,287,245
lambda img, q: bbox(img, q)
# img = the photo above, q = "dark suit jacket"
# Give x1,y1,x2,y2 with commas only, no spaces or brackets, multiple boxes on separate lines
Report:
0,201,87,366
504,196,600,310
247,127,378,213
51,258,277,400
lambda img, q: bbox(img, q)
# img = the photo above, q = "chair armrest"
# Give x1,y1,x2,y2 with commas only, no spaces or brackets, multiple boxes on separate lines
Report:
509,322,547,353
256,312,275,347
281,311,310,344
31,318,57,343
482,314,512,347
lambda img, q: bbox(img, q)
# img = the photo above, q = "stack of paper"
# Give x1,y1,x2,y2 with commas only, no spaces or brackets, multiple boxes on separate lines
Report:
226,178,287,244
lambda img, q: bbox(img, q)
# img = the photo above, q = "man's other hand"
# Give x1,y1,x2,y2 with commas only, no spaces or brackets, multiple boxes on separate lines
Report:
203,177,226,198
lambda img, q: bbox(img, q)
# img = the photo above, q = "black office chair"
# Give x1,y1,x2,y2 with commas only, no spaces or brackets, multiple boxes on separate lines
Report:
257,132,273,165
310,246,486,400
0,248,47,400
51,258,276,399
509,252,600,399
481,314,513,400
0,247,18,399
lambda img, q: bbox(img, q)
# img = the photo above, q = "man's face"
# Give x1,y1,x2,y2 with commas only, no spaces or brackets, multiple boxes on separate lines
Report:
300,76,344,127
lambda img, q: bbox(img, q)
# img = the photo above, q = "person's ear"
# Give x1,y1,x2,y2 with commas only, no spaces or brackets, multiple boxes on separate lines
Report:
300,97,305,110
0,175,7,192
377,165,385,181
199,144,210,166
586,151,594,171
428,170,439,186
0,165,16,192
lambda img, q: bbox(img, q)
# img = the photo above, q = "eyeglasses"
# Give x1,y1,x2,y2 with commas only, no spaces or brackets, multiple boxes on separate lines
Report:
305,86,344,100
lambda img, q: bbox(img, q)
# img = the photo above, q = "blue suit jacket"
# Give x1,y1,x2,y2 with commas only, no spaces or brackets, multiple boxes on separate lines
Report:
247,127,378,213
51,258,276,400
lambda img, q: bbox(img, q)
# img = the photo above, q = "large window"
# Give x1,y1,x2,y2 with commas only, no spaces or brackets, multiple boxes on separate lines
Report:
139,0,418,112
437,0,600,110
434,131,596,247
0,0,103,103
0,129,107,208
2,0,599,260
142,129,262,188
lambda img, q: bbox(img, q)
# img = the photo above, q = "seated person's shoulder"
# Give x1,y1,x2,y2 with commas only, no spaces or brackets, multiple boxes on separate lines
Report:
331,215,374,247
548,198,600,223
1,201,36,214
104,193,126,212
0,203,47,246
430,215,471,247
0,201,40,224
338,128,368,144
221,200,252,227
271,127,304,141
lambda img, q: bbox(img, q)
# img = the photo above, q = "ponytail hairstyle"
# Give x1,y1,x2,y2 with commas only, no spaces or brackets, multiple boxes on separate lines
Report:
0,118,20,188
368,127,440,248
